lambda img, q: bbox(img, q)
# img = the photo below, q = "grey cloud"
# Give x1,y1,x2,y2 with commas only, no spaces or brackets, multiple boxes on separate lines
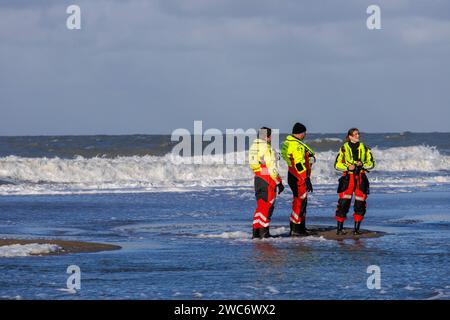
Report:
0,0,449,135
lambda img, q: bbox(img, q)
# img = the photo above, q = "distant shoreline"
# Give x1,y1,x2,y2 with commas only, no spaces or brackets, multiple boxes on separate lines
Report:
0,131,450,138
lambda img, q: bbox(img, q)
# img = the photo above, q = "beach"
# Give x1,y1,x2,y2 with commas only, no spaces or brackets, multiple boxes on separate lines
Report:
0,133,449,299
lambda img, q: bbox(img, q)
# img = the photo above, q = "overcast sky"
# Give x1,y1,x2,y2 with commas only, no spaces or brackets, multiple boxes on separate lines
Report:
1,0,449,135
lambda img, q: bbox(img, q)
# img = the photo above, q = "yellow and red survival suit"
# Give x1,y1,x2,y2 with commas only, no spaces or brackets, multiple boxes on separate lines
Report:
334,141,374,234
249,135,284,239
281,134,315,236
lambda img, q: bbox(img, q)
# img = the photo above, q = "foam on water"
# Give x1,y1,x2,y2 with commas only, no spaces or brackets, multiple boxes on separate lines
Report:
196,227,330,243
56,288,78,294
313,137,343,143
196,227,290,240
197,231,251,239
0,146,449,195
0,243,61,257
404,285,418,291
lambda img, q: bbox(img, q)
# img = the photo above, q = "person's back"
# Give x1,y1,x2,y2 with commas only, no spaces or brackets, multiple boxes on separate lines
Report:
249,138,276,180
248,127,284,239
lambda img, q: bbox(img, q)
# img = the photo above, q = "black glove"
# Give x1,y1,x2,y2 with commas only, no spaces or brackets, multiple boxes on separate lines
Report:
305,177,313,193
277,182,285,194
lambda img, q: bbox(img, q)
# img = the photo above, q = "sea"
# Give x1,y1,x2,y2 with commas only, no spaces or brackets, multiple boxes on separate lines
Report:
0,132,449,299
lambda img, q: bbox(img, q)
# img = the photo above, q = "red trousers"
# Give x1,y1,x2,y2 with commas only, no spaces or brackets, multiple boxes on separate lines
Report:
253,175,277,229
335,171,369,222
288,171,308,225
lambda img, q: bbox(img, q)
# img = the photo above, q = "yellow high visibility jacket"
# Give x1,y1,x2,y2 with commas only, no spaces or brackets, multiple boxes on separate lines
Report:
334,142,375,172
281,135,315,176
249,139,281,184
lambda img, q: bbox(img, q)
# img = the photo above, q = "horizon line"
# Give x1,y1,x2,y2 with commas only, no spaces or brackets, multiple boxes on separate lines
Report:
0,131,449,138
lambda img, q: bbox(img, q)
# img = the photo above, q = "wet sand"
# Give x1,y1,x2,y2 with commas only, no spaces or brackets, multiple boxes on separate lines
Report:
0,239,121,255
317,228,386,240
272,226,386,240
297,226,386,240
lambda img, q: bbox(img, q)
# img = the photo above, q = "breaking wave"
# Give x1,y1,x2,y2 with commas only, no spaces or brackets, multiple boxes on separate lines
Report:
0,145,449,195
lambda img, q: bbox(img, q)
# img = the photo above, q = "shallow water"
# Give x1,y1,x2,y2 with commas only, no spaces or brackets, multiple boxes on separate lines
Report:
1,186,449,300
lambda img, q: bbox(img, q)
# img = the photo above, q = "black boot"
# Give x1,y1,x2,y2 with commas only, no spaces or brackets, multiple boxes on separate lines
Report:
336,221,345,235
353,221,362,235
260,227,271,238
252,228,261,239
299,220,309,236
300,220,307,231
290,222,301,237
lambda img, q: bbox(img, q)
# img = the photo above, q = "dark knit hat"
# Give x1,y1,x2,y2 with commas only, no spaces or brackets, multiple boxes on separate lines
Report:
292,122,306,134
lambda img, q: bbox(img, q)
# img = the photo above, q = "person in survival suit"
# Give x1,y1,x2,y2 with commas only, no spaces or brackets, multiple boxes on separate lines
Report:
281,123,316,236
334,128,375,235
249,127,285,239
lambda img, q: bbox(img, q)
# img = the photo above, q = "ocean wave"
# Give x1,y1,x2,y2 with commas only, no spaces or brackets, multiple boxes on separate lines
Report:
0,146,449,195
308,137,343,150
0,178,16,185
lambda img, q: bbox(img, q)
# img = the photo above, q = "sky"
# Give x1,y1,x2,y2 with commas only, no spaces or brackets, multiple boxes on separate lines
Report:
1,0,449,135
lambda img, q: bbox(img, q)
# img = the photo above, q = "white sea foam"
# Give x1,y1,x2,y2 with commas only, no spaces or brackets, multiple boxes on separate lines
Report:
0,146,449,195
196,228,330,243
404,285,418,291
196,227,290,240
266,286,280,295
268,226,289,236
312,137,343,143
0,243,61,257
197,231,251,239
56,288,77,294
